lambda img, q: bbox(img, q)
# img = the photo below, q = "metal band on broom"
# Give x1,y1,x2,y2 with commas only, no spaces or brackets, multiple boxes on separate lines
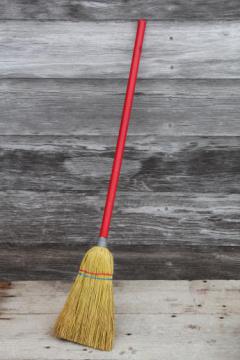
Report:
54,19,146,351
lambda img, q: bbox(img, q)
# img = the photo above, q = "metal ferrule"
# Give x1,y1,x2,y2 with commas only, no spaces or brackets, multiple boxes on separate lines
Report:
98,237,107,247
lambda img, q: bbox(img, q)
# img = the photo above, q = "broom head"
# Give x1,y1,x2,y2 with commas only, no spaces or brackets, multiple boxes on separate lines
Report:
54,246,114,351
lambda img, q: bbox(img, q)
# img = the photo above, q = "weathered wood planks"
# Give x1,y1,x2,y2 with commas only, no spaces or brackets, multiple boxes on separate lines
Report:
1,244,240,280
0,135,240,193
0,2,239,281
2,280,240,314
0,21,240,78
0,0,240,20
1,79,240,135
0,281,239,359
0,190,239,247
0,134,240,279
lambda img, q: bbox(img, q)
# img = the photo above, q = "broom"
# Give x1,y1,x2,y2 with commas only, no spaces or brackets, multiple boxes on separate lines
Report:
54,19,146,351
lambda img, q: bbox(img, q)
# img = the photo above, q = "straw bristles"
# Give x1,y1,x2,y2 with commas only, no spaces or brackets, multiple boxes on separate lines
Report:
54,246,114,351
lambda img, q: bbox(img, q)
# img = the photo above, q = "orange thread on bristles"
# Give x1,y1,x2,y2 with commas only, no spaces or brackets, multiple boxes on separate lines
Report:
79,269,112,277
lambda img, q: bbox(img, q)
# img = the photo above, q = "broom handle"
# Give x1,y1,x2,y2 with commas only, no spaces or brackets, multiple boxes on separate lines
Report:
99,19,146,240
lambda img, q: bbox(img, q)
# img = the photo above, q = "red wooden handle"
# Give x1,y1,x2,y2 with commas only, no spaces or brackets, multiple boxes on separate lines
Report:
100,19,146,238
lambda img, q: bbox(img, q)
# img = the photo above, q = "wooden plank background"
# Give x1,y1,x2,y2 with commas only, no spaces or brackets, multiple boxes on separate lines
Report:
1,0,240,20
0,2,240,280
1,21,240,79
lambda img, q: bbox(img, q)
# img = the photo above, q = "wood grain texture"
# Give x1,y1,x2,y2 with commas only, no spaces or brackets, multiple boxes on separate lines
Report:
0,135,240,193
0,21,240,79
0,0,240,20
1,244,240,280
0,190,239,247
0,281,240,359
0,135,239,279
2,280,240,315
1,79,240,135
0,1,239,284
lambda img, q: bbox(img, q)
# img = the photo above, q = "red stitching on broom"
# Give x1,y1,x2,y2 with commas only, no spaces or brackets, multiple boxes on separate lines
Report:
80,269,112,277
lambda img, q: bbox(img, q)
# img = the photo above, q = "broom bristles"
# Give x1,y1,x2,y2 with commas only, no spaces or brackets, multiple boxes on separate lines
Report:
54,246,114,351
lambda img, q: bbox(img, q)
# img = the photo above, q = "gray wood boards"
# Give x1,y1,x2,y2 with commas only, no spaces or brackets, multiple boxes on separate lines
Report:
0,190,239,247
1,244,240,280
0,4,239,279
0,135,239,192
0,0,240,20
0,22,240,79
0,79,240,135
0,280,240,359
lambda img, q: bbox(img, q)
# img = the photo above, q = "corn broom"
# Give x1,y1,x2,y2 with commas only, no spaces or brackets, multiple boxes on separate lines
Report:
54,19,146,351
